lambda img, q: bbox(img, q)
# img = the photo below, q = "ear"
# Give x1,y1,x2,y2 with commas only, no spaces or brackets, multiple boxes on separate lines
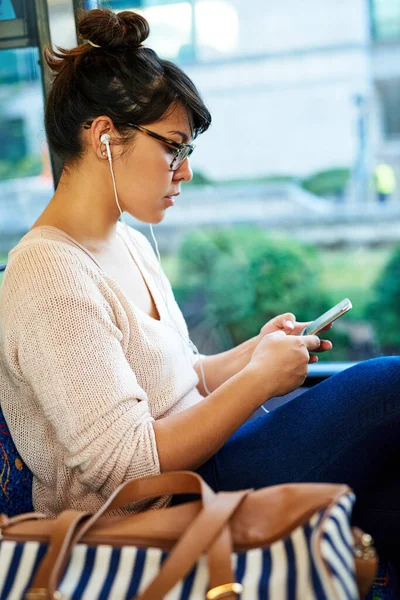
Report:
87,116,119,161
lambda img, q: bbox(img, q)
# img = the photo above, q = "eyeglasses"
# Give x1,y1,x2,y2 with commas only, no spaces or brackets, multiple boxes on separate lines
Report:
128,124,195,171
84,120,195,171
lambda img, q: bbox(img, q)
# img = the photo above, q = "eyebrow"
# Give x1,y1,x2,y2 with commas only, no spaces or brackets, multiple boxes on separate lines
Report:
167,130,191,144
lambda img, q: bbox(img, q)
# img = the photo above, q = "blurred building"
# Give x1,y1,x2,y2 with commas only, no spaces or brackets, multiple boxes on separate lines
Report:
1,0,400,193
178,0,400,196
103,0,400,199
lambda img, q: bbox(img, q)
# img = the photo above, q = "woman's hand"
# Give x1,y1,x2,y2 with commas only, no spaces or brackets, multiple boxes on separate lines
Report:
247,330,322,399
259,312,333,336
259,313,332,363
259,312,303,336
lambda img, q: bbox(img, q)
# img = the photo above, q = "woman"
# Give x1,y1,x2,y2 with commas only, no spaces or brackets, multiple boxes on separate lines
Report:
0,8,399,570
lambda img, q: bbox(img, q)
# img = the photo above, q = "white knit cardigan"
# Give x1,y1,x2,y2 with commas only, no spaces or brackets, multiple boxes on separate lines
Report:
0,225,202,516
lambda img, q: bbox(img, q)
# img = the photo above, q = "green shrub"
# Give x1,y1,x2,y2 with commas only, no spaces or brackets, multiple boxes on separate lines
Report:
0,160,13,179
366,244,400,352
174,227,329,348
302,168,351,198
0,155,42,181
14,155,42,178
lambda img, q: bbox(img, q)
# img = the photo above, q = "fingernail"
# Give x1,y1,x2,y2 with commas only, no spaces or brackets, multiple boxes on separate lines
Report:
284,320,294,329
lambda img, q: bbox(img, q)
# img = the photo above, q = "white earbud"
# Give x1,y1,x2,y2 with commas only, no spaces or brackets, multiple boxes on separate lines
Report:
100,133,112,162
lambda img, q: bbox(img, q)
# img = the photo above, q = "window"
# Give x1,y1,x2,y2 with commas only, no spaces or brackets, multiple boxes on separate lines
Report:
0,0,38,48
0,0,26,21
2,1,400,363
371,0,400,42
0,45,53,268
99,1,400,360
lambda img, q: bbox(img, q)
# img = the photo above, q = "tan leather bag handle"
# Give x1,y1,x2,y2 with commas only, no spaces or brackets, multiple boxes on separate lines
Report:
74,471,216,544
27,471,219,599
26,510,90,600
136,490,250,600
0,512,47,528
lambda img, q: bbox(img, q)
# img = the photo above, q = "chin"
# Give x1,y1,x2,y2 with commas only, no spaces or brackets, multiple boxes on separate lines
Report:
149,209,167,225
126,209,166,226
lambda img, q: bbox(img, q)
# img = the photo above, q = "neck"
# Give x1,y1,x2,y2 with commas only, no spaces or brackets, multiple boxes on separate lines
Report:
33,161,121,253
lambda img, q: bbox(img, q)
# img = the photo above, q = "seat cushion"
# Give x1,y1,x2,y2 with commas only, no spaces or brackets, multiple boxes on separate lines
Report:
0,407,33,516
365,560,398,599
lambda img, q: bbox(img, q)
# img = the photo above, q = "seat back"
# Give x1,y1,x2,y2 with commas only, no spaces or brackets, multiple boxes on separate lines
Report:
0,406,33,516
1,260,33,515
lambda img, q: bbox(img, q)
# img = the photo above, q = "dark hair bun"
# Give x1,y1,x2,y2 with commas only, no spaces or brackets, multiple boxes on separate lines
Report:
78,8,149,50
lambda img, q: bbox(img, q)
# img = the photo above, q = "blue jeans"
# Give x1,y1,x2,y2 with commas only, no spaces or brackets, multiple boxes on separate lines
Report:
194,357,400,564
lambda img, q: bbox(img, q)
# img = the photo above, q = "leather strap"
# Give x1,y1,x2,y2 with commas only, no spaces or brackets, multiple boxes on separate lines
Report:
73,471,216,544
29,472,216,597
207,525,234,590
136,490,250,600
0,512,47,528
27,510,90,599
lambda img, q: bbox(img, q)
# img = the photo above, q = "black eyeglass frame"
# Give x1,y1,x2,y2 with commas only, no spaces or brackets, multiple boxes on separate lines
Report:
84,120,195,170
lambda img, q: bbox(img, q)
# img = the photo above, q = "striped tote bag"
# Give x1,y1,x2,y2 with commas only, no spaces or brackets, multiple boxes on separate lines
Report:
0,471,377,600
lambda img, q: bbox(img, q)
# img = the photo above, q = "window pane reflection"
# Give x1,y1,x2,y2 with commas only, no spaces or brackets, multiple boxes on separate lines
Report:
2,1,400,362
97,1,400,361
0,47,53,265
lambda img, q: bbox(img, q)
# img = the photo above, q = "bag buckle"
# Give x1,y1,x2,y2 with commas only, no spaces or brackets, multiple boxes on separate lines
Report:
206,582,243,600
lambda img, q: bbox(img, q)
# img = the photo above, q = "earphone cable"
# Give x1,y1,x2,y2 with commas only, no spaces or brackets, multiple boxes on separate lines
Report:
103,138,212,396
149,224,212,396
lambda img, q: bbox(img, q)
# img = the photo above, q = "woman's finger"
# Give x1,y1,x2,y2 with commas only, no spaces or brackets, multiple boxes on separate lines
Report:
277,313,296,332
311,340,333,353
292,321,310,335
302,335,322,352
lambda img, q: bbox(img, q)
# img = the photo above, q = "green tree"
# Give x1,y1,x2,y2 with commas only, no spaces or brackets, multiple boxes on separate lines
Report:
174,227,330,349
302,168,350,199
367,244,400,353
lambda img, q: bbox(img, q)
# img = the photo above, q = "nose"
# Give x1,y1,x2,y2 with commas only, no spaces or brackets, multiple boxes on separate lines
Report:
173,158,193,183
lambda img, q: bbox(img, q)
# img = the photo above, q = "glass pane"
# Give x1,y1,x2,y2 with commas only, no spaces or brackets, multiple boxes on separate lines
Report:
92,1,400,362
0,0,29,21
0,0,17,20
0,0,34,50
0,47,53,269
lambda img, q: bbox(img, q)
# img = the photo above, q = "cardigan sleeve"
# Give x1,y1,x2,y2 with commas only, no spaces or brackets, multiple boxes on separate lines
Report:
5,241,161,498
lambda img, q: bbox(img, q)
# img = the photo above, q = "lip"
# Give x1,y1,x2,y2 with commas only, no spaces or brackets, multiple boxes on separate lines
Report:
164,192,180,207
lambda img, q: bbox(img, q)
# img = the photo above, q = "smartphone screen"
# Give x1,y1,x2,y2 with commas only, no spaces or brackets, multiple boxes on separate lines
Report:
301,298,352,336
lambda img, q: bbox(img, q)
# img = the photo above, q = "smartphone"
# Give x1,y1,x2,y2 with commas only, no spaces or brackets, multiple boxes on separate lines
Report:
301,298,352,336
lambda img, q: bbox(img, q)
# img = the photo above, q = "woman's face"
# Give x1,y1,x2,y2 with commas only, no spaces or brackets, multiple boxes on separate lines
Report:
111,103,194,224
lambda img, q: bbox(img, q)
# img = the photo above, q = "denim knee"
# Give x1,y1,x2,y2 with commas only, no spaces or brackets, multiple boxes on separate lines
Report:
346,356,400,392
329,356,400,417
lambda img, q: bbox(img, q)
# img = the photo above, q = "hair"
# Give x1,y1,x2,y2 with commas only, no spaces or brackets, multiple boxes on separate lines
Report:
44,8,211,166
